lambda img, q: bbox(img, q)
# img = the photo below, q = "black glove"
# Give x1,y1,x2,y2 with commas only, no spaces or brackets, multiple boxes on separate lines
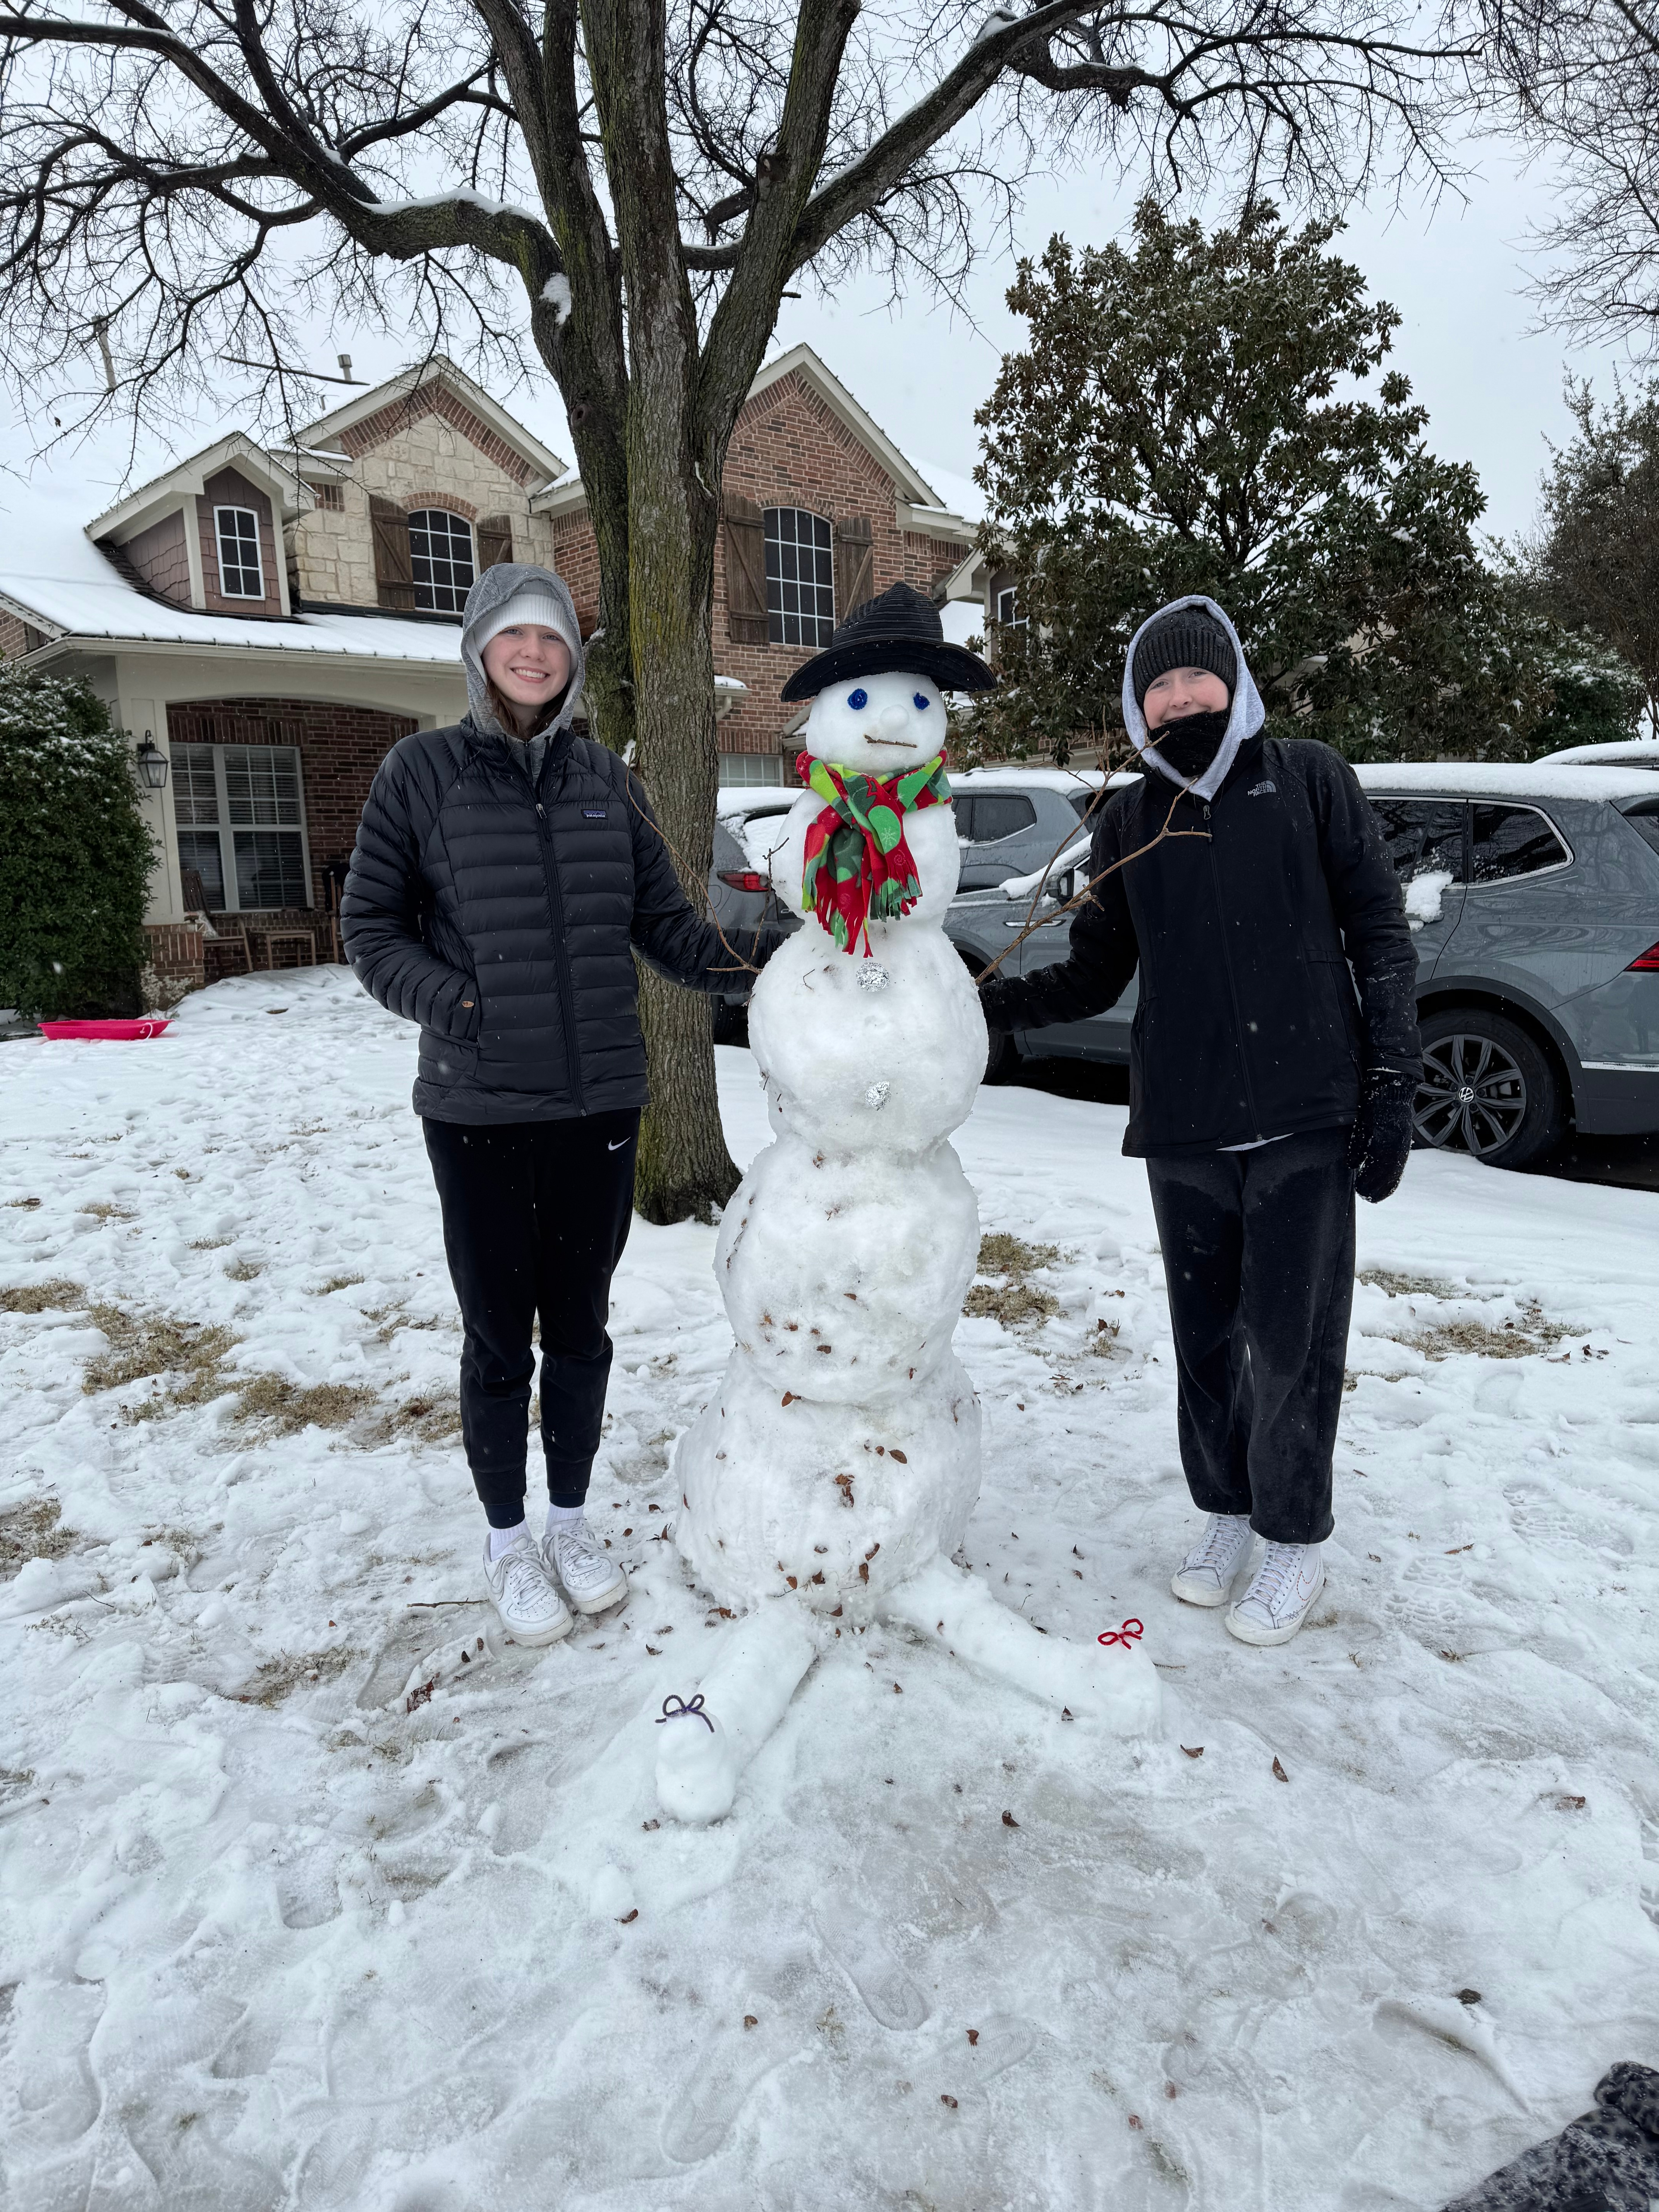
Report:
1347,1068,1416,1203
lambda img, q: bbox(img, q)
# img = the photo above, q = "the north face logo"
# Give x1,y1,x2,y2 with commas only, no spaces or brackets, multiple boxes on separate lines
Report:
1247,780,1277,797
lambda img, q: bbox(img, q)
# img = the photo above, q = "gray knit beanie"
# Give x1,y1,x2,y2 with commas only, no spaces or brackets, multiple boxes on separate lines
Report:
469,587,567,657
1131,605,1237,708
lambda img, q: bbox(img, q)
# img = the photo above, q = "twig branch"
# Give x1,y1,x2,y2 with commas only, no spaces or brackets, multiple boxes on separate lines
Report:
974,778,1210,984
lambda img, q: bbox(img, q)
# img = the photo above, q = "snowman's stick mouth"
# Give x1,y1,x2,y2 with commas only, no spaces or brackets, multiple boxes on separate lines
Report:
861,733,917,749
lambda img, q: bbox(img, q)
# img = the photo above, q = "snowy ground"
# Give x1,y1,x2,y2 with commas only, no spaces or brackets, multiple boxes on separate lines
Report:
1,969,1656,2212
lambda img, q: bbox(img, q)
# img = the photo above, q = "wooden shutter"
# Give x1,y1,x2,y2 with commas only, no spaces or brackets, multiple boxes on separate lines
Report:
477,513,514,570
724,494,769,644
369,496,414,610
835,515,874,623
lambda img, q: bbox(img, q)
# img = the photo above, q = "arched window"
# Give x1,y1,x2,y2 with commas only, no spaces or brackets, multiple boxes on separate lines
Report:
764,508,835,646
408,509,475,613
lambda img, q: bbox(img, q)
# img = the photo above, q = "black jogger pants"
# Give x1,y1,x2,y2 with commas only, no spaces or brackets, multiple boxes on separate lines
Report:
422,1111,639,1527
1145,1125,1355,1546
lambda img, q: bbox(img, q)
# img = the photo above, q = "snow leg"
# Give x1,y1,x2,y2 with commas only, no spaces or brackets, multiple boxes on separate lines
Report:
882,1559,1161,1736
654,1603,819,1825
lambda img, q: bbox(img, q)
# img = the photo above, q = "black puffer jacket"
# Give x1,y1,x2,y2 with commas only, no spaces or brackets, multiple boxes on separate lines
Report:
1440,2061,1659,2210
343,720,762,1122
981,730,1421,1157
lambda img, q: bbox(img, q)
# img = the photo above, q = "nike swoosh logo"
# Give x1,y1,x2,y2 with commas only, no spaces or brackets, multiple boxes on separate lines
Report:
608,1139,629,1151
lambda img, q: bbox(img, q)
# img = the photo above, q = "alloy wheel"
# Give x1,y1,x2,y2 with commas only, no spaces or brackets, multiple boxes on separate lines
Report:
1413,1033,1529,1157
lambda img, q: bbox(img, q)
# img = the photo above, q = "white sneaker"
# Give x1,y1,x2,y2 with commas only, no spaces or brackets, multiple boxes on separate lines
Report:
1225,1541,1325,1647
544,1520,629,1616
483,1531,572,1647
1171,1513,1254,1607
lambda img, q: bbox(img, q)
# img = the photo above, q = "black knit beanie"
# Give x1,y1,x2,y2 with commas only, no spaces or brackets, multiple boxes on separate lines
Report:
1131,605,1237,709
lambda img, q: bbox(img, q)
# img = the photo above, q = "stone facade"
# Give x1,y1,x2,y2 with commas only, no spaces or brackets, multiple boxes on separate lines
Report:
288,406,546,611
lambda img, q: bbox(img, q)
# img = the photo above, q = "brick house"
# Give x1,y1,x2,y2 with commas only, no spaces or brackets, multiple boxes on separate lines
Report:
0,344,978,979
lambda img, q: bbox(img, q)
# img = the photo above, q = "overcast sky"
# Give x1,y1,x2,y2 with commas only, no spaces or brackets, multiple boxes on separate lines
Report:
2,131,1637,544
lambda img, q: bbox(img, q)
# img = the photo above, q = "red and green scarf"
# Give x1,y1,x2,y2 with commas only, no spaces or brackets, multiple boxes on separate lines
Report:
798,751,951,955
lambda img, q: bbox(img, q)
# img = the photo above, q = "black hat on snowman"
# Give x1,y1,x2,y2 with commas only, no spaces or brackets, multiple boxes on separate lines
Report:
779,581,996,702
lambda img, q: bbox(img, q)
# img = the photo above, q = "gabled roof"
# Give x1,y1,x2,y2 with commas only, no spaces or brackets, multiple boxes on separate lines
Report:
745,343,941,508
532,342,975,534
296,356,569,488
87,433,306,545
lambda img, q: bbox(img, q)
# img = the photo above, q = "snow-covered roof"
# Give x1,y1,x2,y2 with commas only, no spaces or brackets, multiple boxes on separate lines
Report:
1537,738,1659,768
0,507,469,666
1353,761,1659,804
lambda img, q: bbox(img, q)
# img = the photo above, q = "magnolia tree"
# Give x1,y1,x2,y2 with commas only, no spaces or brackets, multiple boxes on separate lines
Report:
0,0,1470,1218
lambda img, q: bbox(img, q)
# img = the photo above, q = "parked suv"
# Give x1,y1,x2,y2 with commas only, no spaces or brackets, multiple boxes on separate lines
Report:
949,767,1105,890
945,761,1659,1169
710,787,799,1039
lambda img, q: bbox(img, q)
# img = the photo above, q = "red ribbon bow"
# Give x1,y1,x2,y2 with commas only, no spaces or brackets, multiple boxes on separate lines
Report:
1097,1619,1144,1649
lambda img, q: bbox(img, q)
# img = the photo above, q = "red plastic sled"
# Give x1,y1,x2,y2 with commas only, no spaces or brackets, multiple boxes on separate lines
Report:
37,1018,172,1041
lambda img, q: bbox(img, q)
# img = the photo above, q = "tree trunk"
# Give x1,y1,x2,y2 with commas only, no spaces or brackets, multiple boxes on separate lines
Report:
626,424,737,1224
583,0,743,1224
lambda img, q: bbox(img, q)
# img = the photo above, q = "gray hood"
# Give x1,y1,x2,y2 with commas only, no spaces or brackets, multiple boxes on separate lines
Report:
459,561,586,742
1121,594,1265,803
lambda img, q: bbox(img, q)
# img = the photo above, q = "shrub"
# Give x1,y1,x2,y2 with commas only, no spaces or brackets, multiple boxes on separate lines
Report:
0,667,154,1018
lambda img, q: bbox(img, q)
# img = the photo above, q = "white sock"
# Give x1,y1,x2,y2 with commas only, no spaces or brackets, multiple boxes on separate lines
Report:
545,1501,585,1539
488,1520,527,1561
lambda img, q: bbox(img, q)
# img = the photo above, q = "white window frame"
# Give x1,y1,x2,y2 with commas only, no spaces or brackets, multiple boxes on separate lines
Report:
214,505,265,599
995,586,1027,631
408,507,477,614
170,740,312,913
717,752,787,788
764,507,835,647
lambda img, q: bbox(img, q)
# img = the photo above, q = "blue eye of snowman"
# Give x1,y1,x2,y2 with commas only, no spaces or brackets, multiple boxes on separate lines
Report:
914,692,932,711
847,687,868,710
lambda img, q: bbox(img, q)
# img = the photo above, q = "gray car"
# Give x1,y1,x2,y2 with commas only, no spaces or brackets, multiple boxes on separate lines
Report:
710,791,799,1039
945,761,1659,1170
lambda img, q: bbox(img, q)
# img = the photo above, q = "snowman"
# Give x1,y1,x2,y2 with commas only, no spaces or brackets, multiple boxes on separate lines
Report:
657,585,1158,1823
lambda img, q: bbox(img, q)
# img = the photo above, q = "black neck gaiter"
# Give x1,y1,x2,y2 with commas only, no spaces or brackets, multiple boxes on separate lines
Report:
1145,708,1231,781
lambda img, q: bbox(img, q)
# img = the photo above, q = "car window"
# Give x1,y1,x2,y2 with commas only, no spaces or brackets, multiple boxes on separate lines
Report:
1470,804,1571,884
712,823,750,874
1621,795,1659,857
1068,789,1101,824
1369,798,1466,885
971,794,1038,844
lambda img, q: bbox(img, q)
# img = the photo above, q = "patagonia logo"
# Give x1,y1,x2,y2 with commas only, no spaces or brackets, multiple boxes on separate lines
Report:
1247,780,1277,797
582,806,608,819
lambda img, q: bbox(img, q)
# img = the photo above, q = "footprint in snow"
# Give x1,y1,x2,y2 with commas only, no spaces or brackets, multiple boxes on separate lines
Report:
659,2021,802,2165
817,1903,929,2030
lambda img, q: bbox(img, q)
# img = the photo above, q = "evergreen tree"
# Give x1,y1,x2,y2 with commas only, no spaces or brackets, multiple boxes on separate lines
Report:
0,668,153,1020
972,202,1565,764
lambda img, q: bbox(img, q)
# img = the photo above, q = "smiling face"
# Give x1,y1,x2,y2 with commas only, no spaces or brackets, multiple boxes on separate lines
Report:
802,670,949,776
481,624,573,715
1142,664,1231,730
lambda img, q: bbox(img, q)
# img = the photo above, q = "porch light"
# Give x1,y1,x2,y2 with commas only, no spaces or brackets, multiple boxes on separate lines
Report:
133,733,168,790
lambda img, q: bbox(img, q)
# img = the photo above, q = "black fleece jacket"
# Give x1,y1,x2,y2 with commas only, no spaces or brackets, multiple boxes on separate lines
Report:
981,732,1421,1157
343,718,770,1123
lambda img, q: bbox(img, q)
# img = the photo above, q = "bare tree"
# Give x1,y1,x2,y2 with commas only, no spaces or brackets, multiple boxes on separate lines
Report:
1485,0,1659,351
0,0,1472,1219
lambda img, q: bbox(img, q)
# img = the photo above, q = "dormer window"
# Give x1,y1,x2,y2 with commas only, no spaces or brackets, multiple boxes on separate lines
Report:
215,507,264,599
409,508,475,613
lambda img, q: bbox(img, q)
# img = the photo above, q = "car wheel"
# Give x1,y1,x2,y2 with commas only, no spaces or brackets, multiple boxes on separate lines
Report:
1413,1009,1563,1170
711,996,745,1045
